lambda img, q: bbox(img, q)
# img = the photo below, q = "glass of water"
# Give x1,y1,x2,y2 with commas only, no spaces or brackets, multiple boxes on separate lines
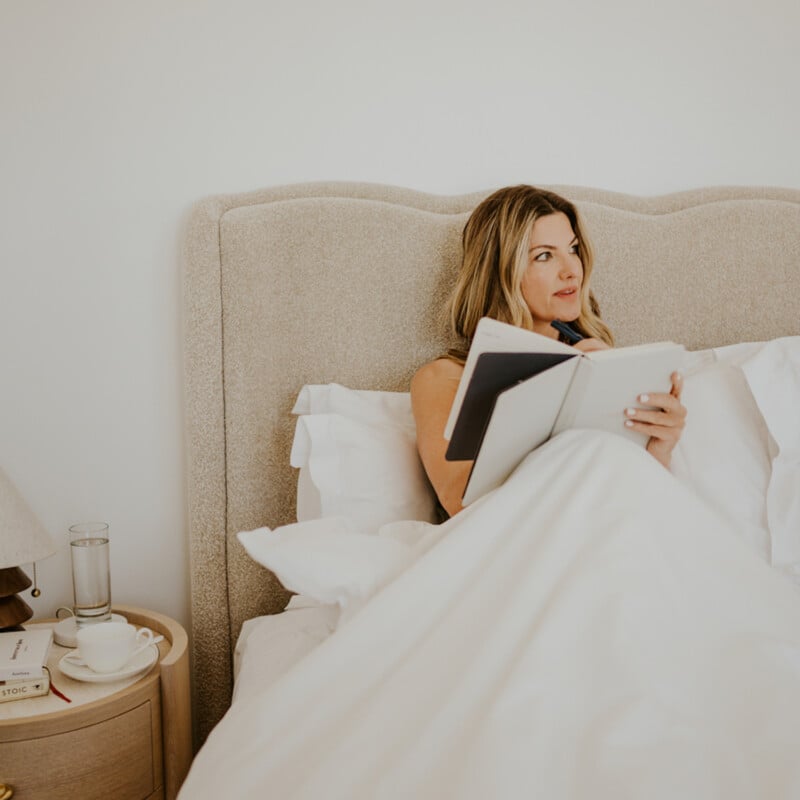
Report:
69,522,112,623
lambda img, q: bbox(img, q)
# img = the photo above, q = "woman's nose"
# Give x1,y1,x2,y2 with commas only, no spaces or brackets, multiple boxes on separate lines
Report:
558,255,577,277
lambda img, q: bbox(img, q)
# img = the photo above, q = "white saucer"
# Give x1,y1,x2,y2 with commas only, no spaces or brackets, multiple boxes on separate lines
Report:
58,644,158,683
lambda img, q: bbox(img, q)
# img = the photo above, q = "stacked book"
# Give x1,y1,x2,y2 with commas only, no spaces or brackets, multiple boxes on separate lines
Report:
0,627,53,703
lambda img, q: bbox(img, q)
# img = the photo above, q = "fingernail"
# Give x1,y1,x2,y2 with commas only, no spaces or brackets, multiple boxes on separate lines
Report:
626,408,636,417
639,394,649,403
624,420,634,427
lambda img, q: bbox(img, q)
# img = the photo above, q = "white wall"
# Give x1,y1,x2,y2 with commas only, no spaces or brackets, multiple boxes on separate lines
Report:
1,0,798,630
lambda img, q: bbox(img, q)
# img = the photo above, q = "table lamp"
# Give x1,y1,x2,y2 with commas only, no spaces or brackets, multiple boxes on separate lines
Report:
0,466,57,631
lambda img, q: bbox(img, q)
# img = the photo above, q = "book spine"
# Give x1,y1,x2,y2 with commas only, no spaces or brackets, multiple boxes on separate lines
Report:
551,357,592,436
0,673,50,703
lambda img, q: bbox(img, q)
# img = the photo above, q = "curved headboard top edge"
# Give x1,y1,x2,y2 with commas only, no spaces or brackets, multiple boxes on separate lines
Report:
189,180,800,223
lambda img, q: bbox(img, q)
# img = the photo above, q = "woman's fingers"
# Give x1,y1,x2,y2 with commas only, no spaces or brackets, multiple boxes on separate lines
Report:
624,419,682,441
624,377,687,438
624,403,686,427
618,372,687,446
669,371,684,399
626,393,686,421
638,373,686,468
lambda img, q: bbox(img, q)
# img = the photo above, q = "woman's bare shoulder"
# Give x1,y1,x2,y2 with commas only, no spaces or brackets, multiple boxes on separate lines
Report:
411,357,464,392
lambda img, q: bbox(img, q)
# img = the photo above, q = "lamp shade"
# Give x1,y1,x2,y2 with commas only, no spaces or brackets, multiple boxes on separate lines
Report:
0,466,57,569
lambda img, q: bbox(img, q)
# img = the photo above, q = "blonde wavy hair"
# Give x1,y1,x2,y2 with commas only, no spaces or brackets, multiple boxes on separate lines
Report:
448,185,613,360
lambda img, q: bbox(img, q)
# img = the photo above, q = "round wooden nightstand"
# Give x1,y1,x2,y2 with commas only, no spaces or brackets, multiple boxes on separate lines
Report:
0,606,192,800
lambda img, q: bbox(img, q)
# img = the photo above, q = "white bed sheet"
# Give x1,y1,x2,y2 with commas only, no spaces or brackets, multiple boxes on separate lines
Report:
233,595,339,705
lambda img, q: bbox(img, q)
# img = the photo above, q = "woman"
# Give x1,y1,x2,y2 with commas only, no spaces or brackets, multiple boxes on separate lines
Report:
411,185,687,517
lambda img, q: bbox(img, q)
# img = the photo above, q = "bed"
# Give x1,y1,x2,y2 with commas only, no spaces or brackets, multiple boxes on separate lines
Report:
180,182,800,797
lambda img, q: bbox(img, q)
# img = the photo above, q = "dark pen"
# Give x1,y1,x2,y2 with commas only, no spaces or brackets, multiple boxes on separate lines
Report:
551,320,584,344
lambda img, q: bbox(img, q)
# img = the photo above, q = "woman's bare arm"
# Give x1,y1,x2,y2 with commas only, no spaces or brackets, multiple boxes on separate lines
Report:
410,358,473,518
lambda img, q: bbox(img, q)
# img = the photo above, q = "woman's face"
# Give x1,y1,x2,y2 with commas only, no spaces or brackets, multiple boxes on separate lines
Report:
521,212,583,337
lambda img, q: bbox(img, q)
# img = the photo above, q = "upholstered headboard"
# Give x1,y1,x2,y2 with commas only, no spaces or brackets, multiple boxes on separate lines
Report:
183,182,800,745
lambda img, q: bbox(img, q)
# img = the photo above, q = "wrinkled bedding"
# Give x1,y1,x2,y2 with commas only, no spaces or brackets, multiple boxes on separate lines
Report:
181,427,800,799
232,597,340,704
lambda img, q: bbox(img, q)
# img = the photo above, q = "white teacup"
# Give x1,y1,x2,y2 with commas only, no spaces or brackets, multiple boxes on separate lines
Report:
68,622,155,674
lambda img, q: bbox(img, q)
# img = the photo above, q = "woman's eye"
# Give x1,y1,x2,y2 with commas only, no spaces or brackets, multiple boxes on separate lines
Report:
569,244,580,255
533,251,551,262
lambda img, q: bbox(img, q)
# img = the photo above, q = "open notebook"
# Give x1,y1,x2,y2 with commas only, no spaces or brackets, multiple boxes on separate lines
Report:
445,318,685,505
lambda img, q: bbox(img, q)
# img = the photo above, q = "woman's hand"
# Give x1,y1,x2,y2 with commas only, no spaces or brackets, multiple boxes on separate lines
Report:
573,337,611,353
624,372,686,468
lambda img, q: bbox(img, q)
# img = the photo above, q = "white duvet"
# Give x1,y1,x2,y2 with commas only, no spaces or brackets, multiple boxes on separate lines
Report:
180,427,800,800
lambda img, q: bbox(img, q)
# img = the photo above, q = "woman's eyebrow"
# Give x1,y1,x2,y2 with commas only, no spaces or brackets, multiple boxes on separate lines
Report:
529,237,578,252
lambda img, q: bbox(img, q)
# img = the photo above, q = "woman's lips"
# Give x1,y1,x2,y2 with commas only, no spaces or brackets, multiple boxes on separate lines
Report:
554,287,578,298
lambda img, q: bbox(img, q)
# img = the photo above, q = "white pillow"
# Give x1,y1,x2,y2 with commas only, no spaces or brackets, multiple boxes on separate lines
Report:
238,518,433,610
290,384,439,532
736,337,800,571
292,383,415,425
671,345,775,562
